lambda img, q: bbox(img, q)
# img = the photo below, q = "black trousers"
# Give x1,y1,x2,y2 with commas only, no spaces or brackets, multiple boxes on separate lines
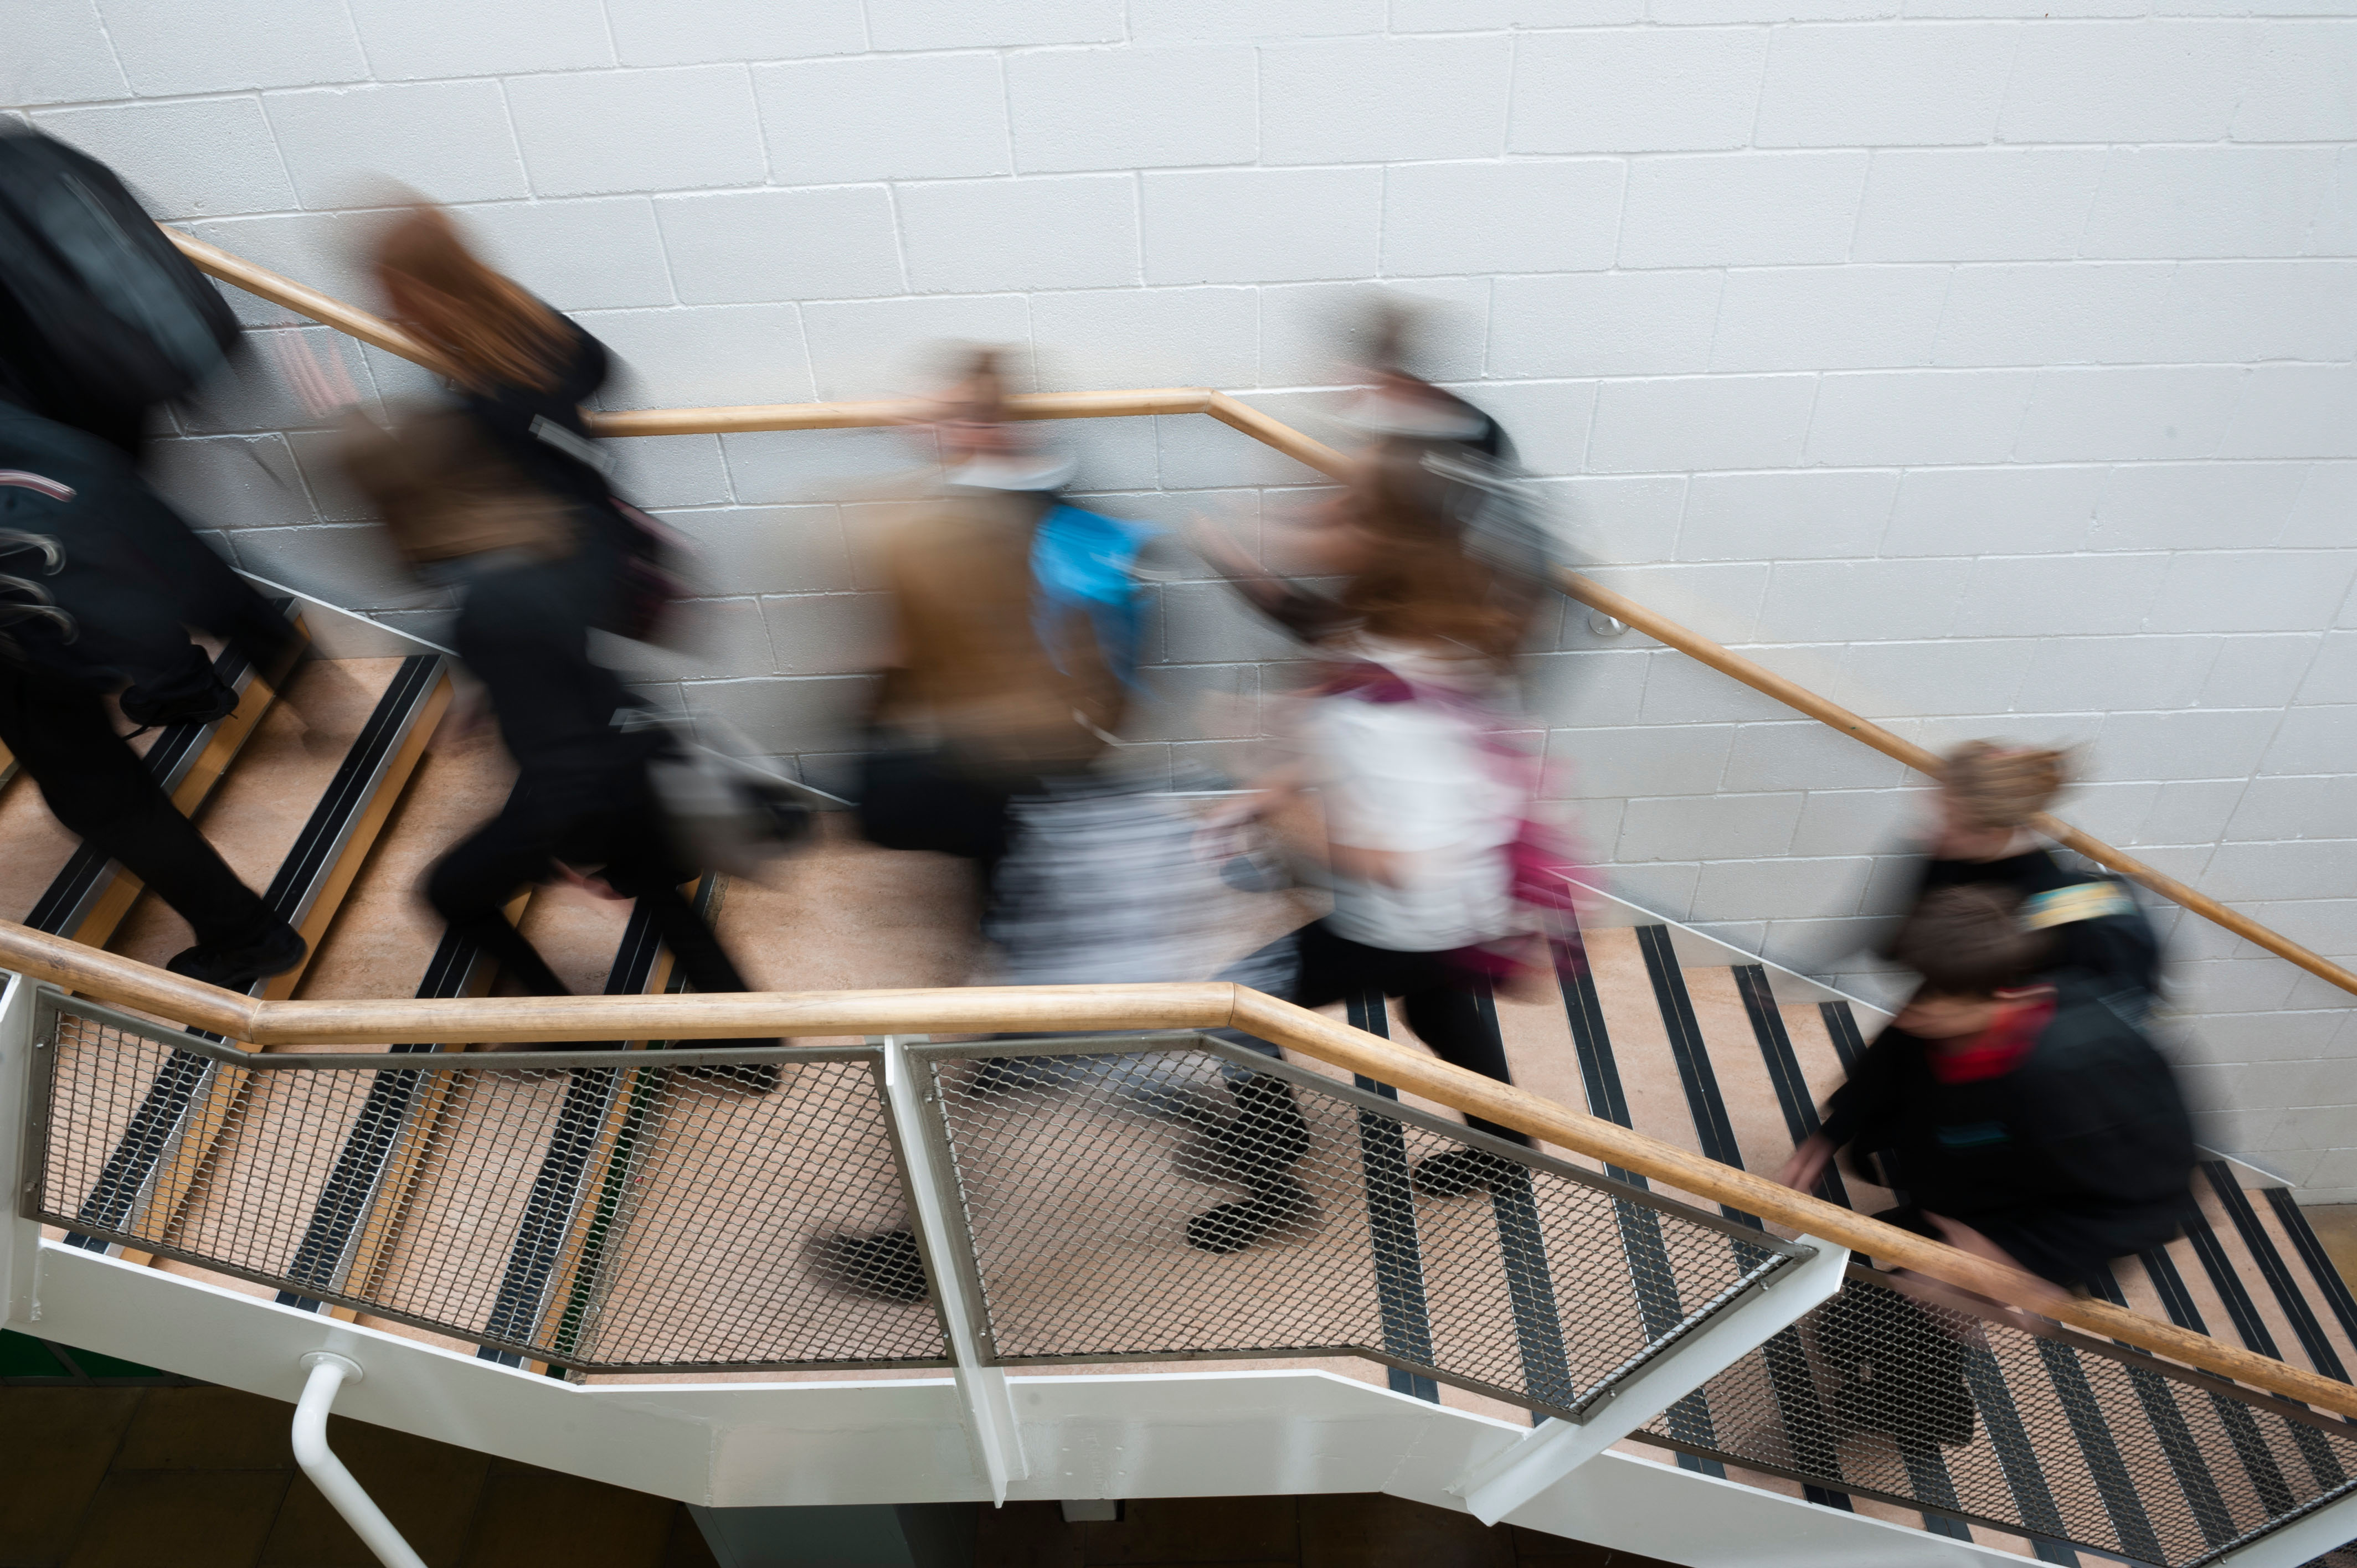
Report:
0,664,269,946
1243,920,1530,1148
425,775,750,1008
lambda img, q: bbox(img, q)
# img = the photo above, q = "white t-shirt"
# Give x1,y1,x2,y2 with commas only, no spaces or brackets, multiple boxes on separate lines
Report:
1303,640,1524,953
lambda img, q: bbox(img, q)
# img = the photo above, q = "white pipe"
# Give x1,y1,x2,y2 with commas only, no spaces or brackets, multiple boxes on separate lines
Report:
292,1352,428,1568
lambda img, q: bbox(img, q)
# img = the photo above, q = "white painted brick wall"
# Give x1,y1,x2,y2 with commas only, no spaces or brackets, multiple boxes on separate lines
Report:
13,2,2357,1197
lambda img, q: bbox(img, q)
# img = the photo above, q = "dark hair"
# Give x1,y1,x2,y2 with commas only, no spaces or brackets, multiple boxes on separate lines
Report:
1892,885,2054,996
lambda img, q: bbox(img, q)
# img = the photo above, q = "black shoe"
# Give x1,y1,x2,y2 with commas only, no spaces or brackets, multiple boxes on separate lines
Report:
1186,1176,1310,1255
812,1229,929,1304
1411,1147,1520,1200
676,1040,781,1095
120,672,240,730
166,919,306,992
1191,1073,1313,1188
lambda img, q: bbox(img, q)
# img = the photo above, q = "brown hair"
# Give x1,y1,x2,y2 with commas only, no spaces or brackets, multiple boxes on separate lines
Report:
1893,885,2055,996
1944,740,2071,830
1336,446,1525,666
374,206,569,393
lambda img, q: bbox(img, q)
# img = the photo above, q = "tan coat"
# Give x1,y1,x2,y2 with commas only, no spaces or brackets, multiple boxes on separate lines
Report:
334,408,573,568
868,483,1126,776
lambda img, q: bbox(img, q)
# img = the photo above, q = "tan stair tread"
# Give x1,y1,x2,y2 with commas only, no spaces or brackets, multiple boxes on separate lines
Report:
103,656,408,969
2189,1177,2346,1382
1669,963,1801,1179
294,719,516,1007
0,758,93,919
2240,1188,2357,1378
714,816,979,997
0,715,172,924
1486,970,1604,1172
1568,926,1728,1219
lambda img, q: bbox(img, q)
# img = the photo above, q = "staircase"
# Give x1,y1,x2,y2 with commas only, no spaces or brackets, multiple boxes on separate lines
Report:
2,587,2354,1568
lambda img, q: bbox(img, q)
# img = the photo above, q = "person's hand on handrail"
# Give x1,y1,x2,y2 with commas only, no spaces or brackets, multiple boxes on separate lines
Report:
1776,1131,1834,1195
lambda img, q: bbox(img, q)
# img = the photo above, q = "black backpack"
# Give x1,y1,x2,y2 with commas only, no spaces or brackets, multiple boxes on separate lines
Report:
0,126,239,433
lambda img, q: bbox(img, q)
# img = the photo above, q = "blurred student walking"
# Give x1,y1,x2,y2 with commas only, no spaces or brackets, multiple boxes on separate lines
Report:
338,207,761,1057
0,125,305,989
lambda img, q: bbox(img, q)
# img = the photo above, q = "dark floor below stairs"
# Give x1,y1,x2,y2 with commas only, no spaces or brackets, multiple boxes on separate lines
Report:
0,1364,1670,1568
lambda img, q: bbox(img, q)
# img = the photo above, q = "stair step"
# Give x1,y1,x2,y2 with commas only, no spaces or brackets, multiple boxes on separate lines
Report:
4,605,304,942
50,653,447,1281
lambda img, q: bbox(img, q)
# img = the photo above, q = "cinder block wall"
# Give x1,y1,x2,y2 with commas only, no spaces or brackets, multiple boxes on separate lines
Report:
9,2,2356,1194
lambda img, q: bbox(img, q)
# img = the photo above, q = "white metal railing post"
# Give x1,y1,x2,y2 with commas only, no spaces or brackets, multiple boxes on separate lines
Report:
1,973,43,1327
1447,1236,1851,1525
291,1352,428,1568
878,1035,1028,1503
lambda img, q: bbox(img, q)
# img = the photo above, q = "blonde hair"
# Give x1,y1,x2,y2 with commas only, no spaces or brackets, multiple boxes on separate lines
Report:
374,205,569,393
1944,740,2071,829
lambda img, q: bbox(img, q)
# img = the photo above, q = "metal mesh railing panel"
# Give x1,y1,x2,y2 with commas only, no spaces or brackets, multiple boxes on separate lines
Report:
31,1007,945,1370
921,1044,1785,1416
1643,1268,2357,1567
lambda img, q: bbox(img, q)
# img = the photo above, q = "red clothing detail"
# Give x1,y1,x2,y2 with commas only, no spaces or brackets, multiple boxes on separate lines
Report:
1928,989,2056,1085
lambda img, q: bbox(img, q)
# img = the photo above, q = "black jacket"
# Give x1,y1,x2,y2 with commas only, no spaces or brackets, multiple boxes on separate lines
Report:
1913,845,2160,1002
0,400,292,703
1821,976,2195,1289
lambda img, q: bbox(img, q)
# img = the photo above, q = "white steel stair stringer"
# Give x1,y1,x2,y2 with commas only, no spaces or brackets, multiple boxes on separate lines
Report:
1447,1234,1852,1525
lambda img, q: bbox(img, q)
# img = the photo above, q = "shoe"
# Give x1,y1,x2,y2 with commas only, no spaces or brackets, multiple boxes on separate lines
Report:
120,672,240,730
1411,1147,1520,1200
166,919,306,992
1192,1073,1313,1189
812,1229,929,1304
1186,1176,1309,1256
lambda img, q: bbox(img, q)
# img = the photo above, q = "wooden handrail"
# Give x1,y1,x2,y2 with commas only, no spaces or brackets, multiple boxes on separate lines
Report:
1561,576,2357,1000
167,226,456,377
157,229,2354,993
3,920,2351,1420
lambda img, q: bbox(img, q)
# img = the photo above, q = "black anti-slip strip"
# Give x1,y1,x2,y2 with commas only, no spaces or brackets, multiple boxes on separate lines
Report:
2265,1188,2357,1352
1345,992,1438,1405
1733,964,1847,1210
2174,1200,2345,1489
260,655,440,914
2091,1265,2237,1550
1553,915,1721,1475
1816,1000,1869,1074
2183,1201,2283,1361
1635,926,1743,1181
478,880,701,1364
1632,937,1849,1505
2205,1165,2349,1385
1466,985,1576,1417
2034,1336,2164,1564
1962,1345,2081,1564
2139,1246,2299,1516
70,647,428,1252
27,641,260,936
276,929,488,1312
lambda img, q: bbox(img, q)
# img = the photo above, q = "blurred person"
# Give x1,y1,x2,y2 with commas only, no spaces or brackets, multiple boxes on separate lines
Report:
1905,740,2159,1006
1186,436,1588,1254
0,125,305,724
0,442,306,988
1777,884,2195,1313
338,206,761,1062
0,127,308,989
1195,303,1556,661
855,348,1153,905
